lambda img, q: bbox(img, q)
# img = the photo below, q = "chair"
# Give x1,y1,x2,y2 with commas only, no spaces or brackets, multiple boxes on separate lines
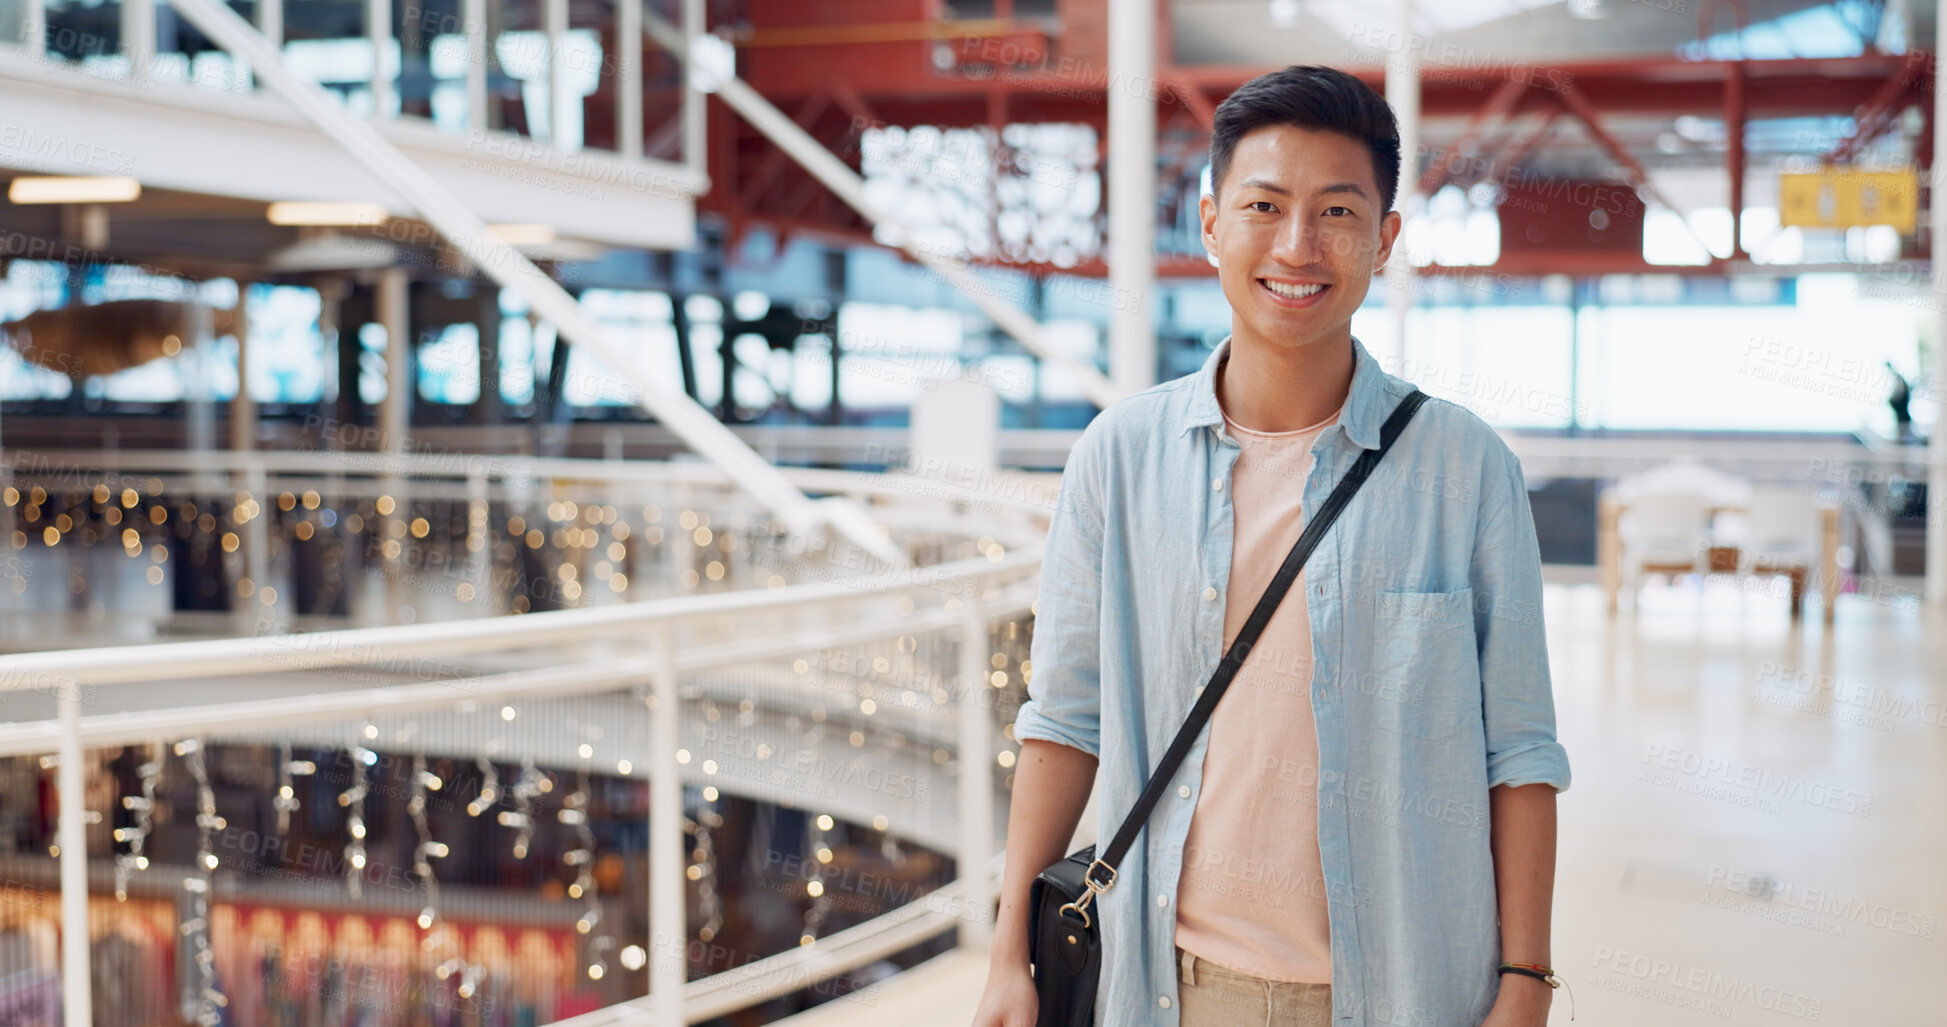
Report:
1620,492,1709,607
1730,486,1822,617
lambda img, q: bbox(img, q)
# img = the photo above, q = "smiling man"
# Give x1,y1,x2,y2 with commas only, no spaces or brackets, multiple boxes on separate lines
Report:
974,66,1571,1027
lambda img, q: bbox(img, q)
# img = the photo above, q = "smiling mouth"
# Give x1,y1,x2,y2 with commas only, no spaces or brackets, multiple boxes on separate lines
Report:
1259,279,1329,302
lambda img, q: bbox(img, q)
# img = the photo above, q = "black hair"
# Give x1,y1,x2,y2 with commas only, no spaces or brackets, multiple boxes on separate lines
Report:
1208,65,1402,212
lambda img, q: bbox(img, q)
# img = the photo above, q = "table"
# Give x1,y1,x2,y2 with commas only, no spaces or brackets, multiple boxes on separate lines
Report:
1596,494,1841,623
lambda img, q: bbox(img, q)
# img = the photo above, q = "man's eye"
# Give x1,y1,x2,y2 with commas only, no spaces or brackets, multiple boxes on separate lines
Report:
1248,201,1278,213
1324,206,1353,217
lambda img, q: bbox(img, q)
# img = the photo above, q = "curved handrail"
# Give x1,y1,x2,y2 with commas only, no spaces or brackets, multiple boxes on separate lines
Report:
1,448,1052,1026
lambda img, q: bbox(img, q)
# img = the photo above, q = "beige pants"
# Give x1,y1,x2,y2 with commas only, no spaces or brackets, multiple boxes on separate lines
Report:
1175,946,1334,1027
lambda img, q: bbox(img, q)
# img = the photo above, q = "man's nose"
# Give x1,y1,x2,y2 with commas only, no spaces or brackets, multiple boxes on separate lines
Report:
1269,216,1323,265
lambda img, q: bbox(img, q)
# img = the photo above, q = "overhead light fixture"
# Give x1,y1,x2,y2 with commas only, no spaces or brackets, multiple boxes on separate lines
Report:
488,223,558,246
266,233,402,271
266,201,389,226
1268,0,1301,28
8,176,142,204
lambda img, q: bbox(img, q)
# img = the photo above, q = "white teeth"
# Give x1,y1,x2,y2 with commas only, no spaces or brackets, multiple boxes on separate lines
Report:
1263,280,1325,299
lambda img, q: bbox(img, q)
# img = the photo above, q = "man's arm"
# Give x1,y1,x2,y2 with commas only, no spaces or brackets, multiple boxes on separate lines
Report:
988,739,1098,972
995,422,1106,961
1471,448,1569,1025
1487,783,1557,1017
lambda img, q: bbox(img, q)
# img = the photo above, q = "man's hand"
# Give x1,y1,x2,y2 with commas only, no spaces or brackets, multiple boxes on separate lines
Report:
1480,974,1552,1027
971,959,1038,1027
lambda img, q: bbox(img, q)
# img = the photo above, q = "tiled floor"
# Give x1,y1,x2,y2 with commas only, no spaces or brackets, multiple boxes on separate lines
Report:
781,580,1947,1026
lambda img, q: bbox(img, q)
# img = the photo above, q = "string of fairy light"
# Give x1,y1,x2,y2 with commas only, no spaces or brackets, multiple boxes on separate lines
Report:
69,627,1038,1009
25,475,1040,1003
0,486,776,614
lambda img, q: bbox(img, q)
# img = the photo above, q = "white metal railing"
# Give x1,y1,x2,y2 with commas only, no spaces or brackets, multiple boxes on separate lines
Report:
0,452,1050,1027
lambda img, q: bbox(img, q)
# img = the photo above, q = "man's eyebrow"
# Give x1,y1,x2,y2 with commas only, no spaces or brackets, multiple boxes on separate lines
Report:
1321,182,1372,200
1235,178,1372,201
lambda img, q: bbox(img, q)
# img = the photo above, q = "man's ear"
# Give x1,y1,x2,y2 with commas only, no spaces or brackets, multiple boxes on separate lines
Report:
1199,192,1220,267
1373,209,1404,270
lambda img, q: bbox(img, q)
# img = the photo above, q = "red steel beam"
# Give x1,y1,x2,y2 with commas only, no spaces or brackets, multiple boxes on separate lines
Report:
1421,78,1529,196
1827,50,1928,163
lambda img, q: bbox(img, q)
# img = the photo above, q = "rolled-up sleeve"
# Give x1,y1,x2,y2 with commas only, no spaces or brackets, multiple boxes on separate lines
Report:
1470,449,1571,792
1014,424,1106,759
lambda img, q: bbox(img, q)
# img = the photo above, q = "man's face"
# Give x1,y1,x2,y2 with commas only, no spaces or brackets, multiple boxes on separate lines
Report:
1200,124,1402,354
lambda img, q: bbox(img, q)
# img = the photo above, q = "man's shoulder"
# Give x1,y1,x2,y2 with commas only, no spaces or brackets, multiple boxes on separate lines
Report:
1401,392,1519,468
1072,375,1195,456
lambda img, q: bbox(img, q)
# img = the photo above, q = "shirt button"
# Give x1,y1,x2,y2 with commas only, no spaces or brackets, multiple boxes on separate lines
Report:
1156,893,1169,907
1212,477,1224,491
1178,785,1191,798
1159,996,1172,1009
1203,586,1217,601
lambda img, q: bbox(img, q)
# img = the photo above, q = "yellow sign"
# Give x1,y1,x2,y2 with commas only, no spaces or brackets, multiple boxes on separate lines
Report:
1778,169,1918,232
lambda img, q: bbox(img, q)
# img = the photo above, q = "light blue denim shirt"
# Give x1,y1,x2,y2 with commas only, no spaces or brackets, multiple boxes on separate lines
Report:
1015,335,1571,1027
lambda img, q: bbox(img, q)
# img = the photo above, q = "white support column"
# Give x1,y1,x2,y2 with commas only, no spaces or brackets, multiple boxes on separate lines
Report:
1106,0,1156,396
1384,0,1419,370
123,0,155,83
956,598,994,947
546,0,570,148
367,0,394,116
464,0,488,132
57,681,90,1027
377,268,410,622
1930,18,1947,613
617,0,643,157
649,623,685,1025
681,0,704,177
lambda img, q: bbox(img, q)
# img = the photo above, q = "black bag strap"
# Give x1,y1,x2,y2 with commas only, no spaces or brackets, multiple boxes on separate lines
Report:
1087,388,1429,886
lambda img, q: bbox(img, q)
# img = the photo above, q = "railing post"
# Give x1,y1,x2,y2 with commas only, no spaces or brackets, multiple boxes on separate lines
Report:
617,0,642,157
230,285,256,453
377,267,410,623
465,470,491,614
463,0,488,131
681,0,703,177
650,621,686,1022
123,0,154,82
21,0,45,55
545,0,570,148
242,463,269,630
956,593,994,947
367,0,394,116
57,677,91,1027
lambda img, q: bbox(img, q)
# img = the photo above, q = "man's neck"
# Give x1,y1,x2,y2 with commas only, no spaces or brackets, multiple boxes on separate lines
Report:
1217,329,1356,434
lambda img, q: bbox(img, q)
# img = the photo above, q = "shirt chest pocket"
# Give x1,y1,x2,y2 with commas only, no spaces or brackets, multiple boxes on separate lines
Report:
1353,587,1481,740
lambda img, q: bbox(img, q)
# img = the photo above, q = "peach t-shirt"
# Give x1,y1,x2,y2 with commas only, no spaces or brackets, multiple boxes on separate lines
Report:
1172,388,1341,983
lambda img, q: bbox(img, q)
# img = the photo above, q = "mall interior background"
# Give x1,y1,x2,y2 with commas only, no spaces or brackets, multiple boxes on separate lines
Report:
0,0,1942,1024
